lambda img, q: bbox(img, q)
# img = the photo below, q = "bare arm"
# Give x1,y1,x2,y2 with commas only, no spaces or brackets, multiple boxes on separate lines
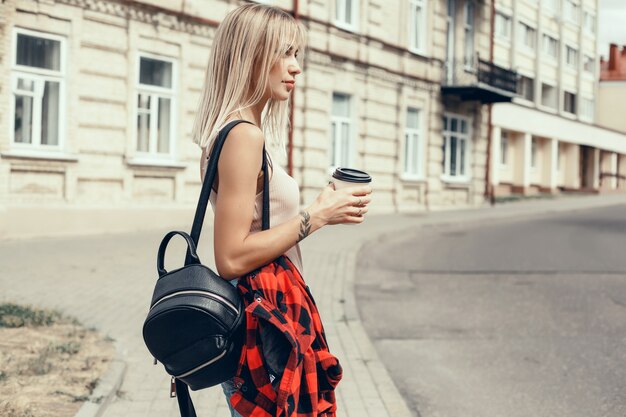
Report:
212,123,372,280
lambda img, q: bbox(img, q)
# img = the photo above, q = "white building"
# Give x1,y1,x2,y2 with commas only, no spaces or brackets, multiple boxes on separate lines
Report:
488,0,626,196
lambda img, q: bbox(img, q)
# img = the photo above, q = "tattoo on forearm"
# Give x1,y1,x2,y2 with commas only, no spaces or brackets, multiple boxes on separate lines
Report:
298,210,312,242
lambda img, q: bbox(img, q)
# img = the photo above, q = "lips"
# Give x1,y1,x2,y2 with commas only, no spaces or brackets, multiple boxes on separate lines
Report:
283,81,295,86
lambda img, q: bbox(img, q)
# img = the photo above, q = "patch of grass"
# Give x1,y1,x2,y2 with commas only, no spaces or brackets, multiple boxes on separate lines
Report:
0,303,114,417
22,340,83,376
0,303,63,328
55,341,81,355
0,402,36,417
24,347,53,376
52,391,90,403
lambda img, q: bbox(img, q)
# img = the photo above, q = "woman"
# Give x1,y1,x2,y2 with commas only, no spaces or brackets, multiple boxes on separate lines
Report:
192,4,372,417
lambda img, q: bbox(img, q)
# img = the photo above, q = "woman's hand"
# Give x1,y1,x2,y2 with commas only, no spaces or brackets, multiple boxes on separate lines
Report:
306,182,372,228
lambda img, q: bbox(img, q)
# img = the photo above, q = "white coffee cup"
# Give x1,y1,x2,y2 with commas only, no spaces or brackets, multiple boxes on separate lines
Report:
330,167,372,190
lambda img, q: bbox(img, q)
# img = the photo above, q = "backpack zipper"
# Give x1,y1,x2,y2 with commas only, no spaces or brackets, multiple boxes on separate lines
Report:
175,349,228,378
151,290,238,314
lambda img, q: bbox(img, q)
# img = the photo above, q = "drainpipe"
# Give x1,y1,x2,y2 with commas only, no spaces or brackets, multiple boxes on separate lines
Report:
288,0,300,177
484,0,496,205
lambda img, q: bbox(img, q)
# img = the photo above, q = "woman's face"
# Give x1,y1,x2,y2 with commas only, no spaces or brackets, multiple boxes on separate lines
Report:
267,45,301,101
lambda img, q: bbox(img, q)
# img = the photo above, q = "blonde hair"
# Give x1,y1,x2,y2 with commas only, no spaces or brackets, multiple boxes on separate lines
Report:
192,3,307,159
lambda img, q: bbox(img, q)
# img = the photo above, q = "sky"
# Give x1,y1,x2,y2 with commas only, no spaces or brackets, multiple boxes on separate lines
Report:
598,0,626,58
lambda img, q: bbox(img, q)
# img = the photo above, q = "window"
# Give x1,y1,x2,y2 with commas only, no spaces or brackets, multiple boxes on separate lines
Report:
495,12,511,40
136,54,176,156
464,1,475,68
542,34,559,59
583,11,595,33
518,22,536,51
583,55,595,74
335,0,358,30
565,45,578,69
557,142,561,171
330,93,352,168
500,131,509,166
409,0,427,53
564,0,579,24
445,0,456,83
517,75,535,101
530,138,538,169
563,91,577,114
404,108,423,177
541,83,557,109
580,97,594,121
442,114,471,180
11,29,65,148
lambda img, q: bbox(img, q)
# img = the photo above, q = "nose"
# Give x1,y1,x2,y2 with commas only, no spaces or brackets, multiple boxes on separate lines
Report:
288,56,302,76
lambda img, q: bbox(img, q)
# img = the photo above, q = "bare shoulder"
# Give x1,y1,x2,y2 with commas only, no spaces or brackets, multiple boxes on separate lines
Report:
218,122,265,177
226,122,264,149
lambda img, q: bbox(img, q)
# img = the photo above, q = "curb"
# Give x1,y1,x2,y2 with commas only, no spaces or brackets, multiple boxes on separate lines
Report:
74,353,127,417
341,245,415,417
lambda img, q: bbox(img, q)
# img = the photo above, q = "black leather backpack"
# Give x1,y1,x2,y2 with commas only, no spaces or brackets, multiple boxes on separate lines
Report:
142,119,270,417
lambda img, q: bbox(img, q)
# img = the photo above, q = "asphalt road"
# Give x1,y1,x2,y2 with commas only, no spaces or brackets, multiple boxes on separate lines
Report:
355,204,626,417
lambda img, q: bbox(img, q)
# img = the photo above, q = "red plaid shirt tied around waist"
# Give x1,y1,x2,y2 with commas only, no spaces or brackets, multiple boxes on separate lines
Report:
230,255,343,417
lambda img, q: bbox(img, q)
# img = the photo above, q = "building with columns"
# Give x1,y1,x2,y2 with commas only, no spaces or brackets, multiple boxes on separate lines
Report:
488,0,626,197
1,0,623,239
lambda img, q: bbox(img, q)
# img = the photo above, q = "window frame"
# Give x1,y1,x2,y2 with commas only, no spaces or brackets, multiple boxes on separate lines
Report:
133,52,178,160
563,90,577,115
329,92,355,172
402,107,424,180
495,12,512,41
334,0,359,32
463,1,475,70
517,75,535,102
583,11,595,34
442,113,472,183
10,27,67,151
579,97,594,122
540,82,558,110
542,33,559,60
565,45,578,69
408,0,428,55
518,21,537,52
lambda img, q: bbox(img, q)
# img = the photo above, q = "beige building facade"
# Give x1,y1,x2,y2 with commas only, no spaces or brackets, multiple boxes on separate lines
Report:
488,0,626,197
0,0,516,238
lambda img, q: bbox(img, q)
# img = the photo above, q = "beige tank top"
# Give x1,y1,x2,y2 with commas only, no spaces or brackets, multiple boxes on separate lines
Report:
208,155,304,277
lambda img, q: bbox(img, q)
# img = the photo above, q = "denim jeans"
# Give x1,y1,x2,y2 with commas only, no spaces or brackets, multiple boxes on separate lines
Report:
221,379,243,417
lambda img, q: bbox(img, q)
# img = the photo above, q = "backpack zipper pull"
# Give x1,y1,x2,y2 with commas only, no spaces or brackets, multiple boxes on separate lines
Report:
170,376,177,398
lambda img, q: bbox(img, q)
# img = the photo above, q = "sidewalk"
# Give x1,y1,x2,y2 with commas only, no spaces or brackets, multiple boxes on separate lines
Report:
0,193,624,417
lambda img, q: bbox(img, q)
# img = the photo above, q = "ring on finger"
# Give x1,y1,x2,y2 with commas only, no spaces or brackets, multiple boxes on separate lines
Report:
356,208,362,216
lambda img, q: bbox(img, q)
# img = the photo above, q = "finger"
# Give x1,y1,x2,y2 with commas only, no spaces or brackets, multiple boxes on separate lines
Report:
346,214,365,223
350,206,368,217
348,186,372,196
352,196,371,206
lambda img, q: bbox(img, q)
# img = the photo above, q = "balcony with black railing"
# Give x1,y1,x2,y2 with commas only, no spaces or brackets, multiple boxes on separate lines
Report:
441,55,518,103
